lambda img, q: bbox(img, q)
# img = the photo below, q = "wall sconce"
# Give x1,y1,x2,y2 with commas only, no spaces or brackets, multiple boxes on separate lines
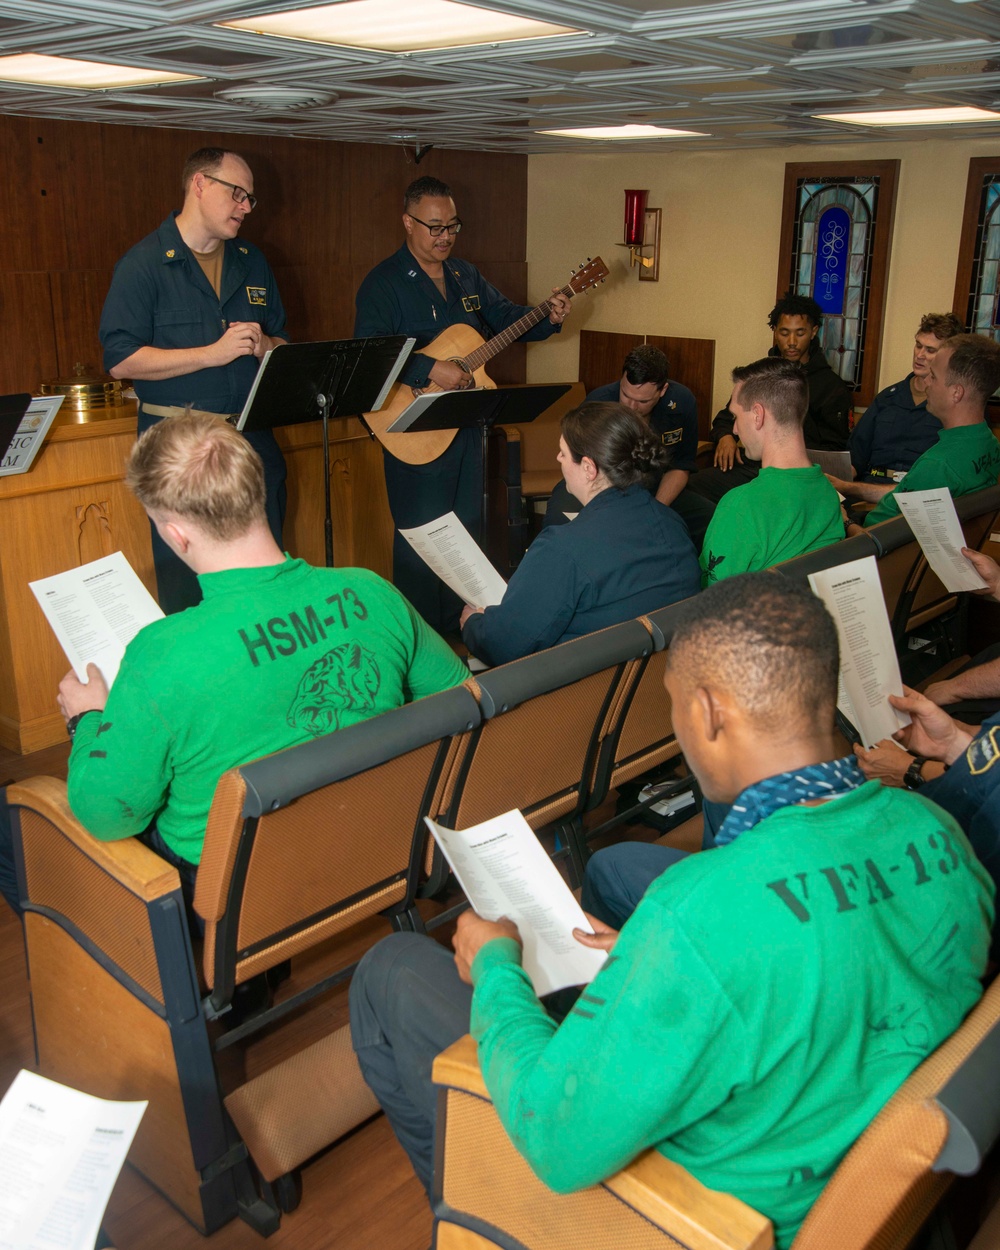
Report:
618,189,661,282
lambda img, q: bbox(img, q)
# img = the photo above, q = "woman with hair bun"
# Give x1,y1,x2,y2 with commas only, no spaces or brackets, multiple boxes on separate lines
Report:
460,402,700,667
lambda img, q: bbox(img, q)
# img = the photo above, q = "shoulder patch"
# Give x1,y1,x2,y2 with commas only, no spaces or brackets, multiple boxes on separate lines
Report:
967,725,1000,776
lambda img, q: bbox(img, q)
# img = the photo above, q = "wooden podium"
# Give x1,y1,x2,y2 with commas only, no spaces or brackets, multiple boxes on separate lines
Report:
0,403,394,754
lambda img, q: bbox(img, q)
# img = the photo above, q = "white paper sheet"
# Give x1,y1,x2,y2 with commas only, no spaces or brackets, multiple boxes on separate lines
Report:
30,552,163,686
398,511,507,610
0,1070,145,1250
0,397,64,478
426,809,607,996
809,555,910,748
894,489,989,594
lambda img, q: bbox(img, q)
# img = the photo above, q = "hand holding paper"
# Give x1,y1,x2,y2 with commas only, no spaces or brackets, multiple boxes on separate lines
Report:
399,512,507,611
426,809,606,996
894,489,989,594
808,555,910,748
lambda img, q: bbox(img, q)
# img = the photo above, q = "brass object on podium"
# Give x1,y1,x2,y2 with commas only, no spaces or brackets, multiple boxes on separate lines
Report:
40,362,125,420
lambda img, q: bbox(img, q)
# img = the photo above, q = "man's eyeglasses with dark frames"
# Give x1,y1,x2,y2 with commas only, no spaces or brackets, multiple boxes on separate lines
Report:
203,173,258,211
408,215,462,237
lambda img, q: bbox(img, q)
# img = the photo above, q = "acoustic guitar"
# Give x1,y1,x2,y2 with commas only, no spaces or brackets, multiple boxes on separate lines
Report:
362,256,610,464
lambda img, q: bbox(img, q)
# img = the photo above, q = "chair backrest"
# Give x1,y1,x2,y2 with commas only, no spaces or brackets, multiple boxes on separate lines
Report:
792,976,1000,1249
194,683,481,1006
769,532,879,587
442,621,653,834
584,603,689,809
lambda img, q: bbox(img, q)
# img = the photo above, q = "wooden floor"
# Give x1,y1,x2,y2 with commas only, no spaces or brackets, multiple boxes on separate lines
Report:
1,737,694,1250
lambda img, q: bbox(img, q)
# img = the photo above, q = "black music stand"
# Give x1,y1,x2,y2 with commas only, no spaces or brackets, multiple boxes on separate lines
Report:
0,393,31,469
386,384,571,542
238,337,412,566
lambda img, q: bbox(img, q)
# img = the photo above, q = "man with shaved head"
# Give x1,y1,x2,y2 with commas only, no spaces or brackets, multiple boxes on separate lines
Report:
350,573,992,1247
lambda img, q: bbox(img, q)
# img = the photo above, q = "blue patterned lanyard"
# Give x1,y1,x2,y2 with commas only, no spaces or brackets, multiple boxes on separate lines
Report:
714,756,867,847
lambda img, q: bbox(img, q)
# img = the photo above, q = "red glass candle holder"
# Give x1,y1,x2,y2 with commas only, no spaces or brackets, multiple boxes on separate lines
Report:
623,189,649,246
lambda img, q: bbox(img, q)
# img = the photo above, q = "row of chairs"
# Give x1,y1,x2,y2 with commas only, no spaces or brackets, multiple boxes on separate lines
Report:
7,483,1000,1237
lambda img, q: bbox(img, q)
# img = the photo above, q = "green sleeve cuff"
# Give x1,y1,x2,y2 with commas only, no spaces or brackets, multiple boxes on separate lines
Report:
471,936,523,984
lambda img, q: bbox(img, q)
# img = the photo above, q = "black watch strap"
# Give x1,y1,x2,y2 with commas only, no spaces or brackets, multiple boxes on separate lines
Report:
903,755,928,791
65,709,99,740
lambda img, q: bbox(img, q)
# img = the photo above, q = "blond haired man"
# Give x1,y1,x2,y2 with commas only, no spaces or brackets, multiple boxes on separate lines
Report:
0,414,467,915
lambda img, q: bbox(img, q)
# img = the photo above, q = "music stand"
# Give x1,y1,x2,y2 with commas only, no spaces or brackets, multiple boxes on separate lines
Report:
386,384,571,542
238,337,412,566
0,394,32,470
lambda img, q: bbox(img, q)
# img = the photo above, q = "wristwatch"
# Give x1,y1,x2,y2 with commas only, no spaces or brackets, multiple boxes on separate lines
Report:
903,755,928,791
65,710,98,740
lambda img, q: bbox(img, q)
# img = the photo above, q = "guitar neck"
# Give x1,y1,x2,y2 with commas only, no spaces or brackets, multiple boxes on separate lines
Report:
461,281,573,373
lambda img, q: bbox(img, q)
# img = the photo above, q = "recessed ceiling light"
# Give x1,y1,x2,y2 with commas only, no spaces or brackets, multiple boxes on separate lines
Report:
537,124,708,139
219,0,581,53
813,106,1000,126
0,53,200,90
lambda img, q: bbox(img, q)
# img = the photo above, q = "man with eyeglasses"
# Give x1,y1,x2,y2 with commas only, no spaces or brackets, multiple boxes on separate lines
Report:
100,147,289,614
355,175,571,634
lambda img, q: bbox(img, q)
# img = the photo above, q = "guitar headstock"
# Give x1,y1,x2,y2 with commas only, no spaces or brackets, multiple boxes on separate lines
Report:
568,256,610,295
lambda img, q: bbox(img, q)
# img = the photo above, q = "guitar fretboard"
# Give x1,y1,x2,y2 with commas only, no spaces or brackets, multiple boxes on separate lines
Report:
460,281,575,373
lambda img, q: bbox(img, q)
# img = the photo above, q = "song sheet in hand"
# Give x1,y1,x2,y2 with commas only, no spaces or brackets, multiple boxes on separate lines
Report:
0,1069,145,1250
30,552,163,686
894,489,989,594
398,511,507,610
808,555,910,748
425,809,607,996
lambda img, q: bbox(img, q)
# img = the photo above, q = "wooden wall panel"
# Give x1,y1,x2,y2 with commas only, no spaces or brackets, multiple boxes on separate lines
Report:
579,329,716,438
0,272,59,391
0,114,528,394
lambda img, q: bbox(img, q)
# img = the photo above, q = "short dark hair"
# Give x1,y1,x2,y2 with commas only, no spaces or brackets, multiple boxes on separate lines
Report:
918,312,964,341
561,401,670,492
730,356,808,429
668,573,839,732
768,292,823,330
403,176,452,212
940,333,1000,404
182,147,244,193
622,345,670,389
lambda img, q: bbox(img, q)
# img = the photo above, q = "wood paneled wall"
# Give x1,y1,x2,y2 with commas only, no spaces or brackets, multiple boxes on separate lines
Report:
0,115,529,394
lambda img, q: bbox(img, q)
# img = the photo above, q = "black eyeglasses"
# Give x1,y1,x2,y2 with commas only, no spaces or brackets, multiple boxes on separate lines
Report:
204,173,258,210
408,214,462,237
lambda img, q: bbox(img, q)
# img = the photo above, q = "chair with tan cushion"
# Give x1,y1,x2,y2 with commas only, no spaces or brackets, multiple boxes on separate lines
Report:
434,620,654,885
430,977,1000,1250
8,681,481,1236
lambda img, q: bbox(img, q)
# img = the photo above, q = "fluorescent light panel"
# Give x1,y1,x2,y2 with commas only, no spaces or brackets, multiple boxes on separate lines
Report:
538,124,708,139
0,53,199,89
220,0,581,53
814,106,1000,126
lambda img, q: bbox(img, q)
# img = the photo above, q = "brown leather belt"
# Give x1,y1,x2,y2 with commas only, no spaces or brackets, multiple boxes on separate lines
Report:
140,403,239,420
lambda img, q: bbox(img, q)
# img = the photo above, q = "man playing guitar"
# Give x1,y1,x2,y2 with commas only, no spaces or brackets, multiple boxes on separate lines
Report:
354,175,571,633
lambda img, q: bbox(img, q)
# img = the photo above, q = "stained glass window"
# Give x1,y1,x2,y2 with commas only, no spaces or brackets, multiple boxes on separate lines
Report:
962,173,1000,343
788,176,880,390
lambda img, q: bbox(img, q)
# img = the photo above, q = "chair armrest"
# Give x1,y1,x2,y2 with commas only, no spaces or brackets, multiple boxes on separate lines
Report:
8,777,179,902
433,1036,774,1250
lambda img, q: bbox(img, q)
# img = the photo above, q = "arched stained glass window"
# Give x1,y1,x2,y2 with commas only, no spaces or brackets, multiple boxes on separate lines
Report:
791,179,877,390
959,169,1000,342
779,161,898,407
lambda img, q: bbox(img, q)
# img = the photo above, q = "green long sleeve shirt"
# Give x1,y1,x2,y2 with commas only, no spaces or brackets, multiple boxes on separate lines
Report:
67,558,468,863
470,783,993,1247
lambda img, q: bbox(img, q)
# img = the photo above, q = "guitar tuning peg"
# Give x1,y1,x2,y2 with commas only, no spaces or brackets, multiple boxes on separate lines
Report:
587,256,592,261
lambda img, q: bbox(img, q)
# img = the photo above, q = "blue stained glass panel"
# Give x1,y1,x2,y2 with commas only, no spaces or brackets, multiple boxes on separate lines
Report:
790,175,878,389
813,206,850,314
